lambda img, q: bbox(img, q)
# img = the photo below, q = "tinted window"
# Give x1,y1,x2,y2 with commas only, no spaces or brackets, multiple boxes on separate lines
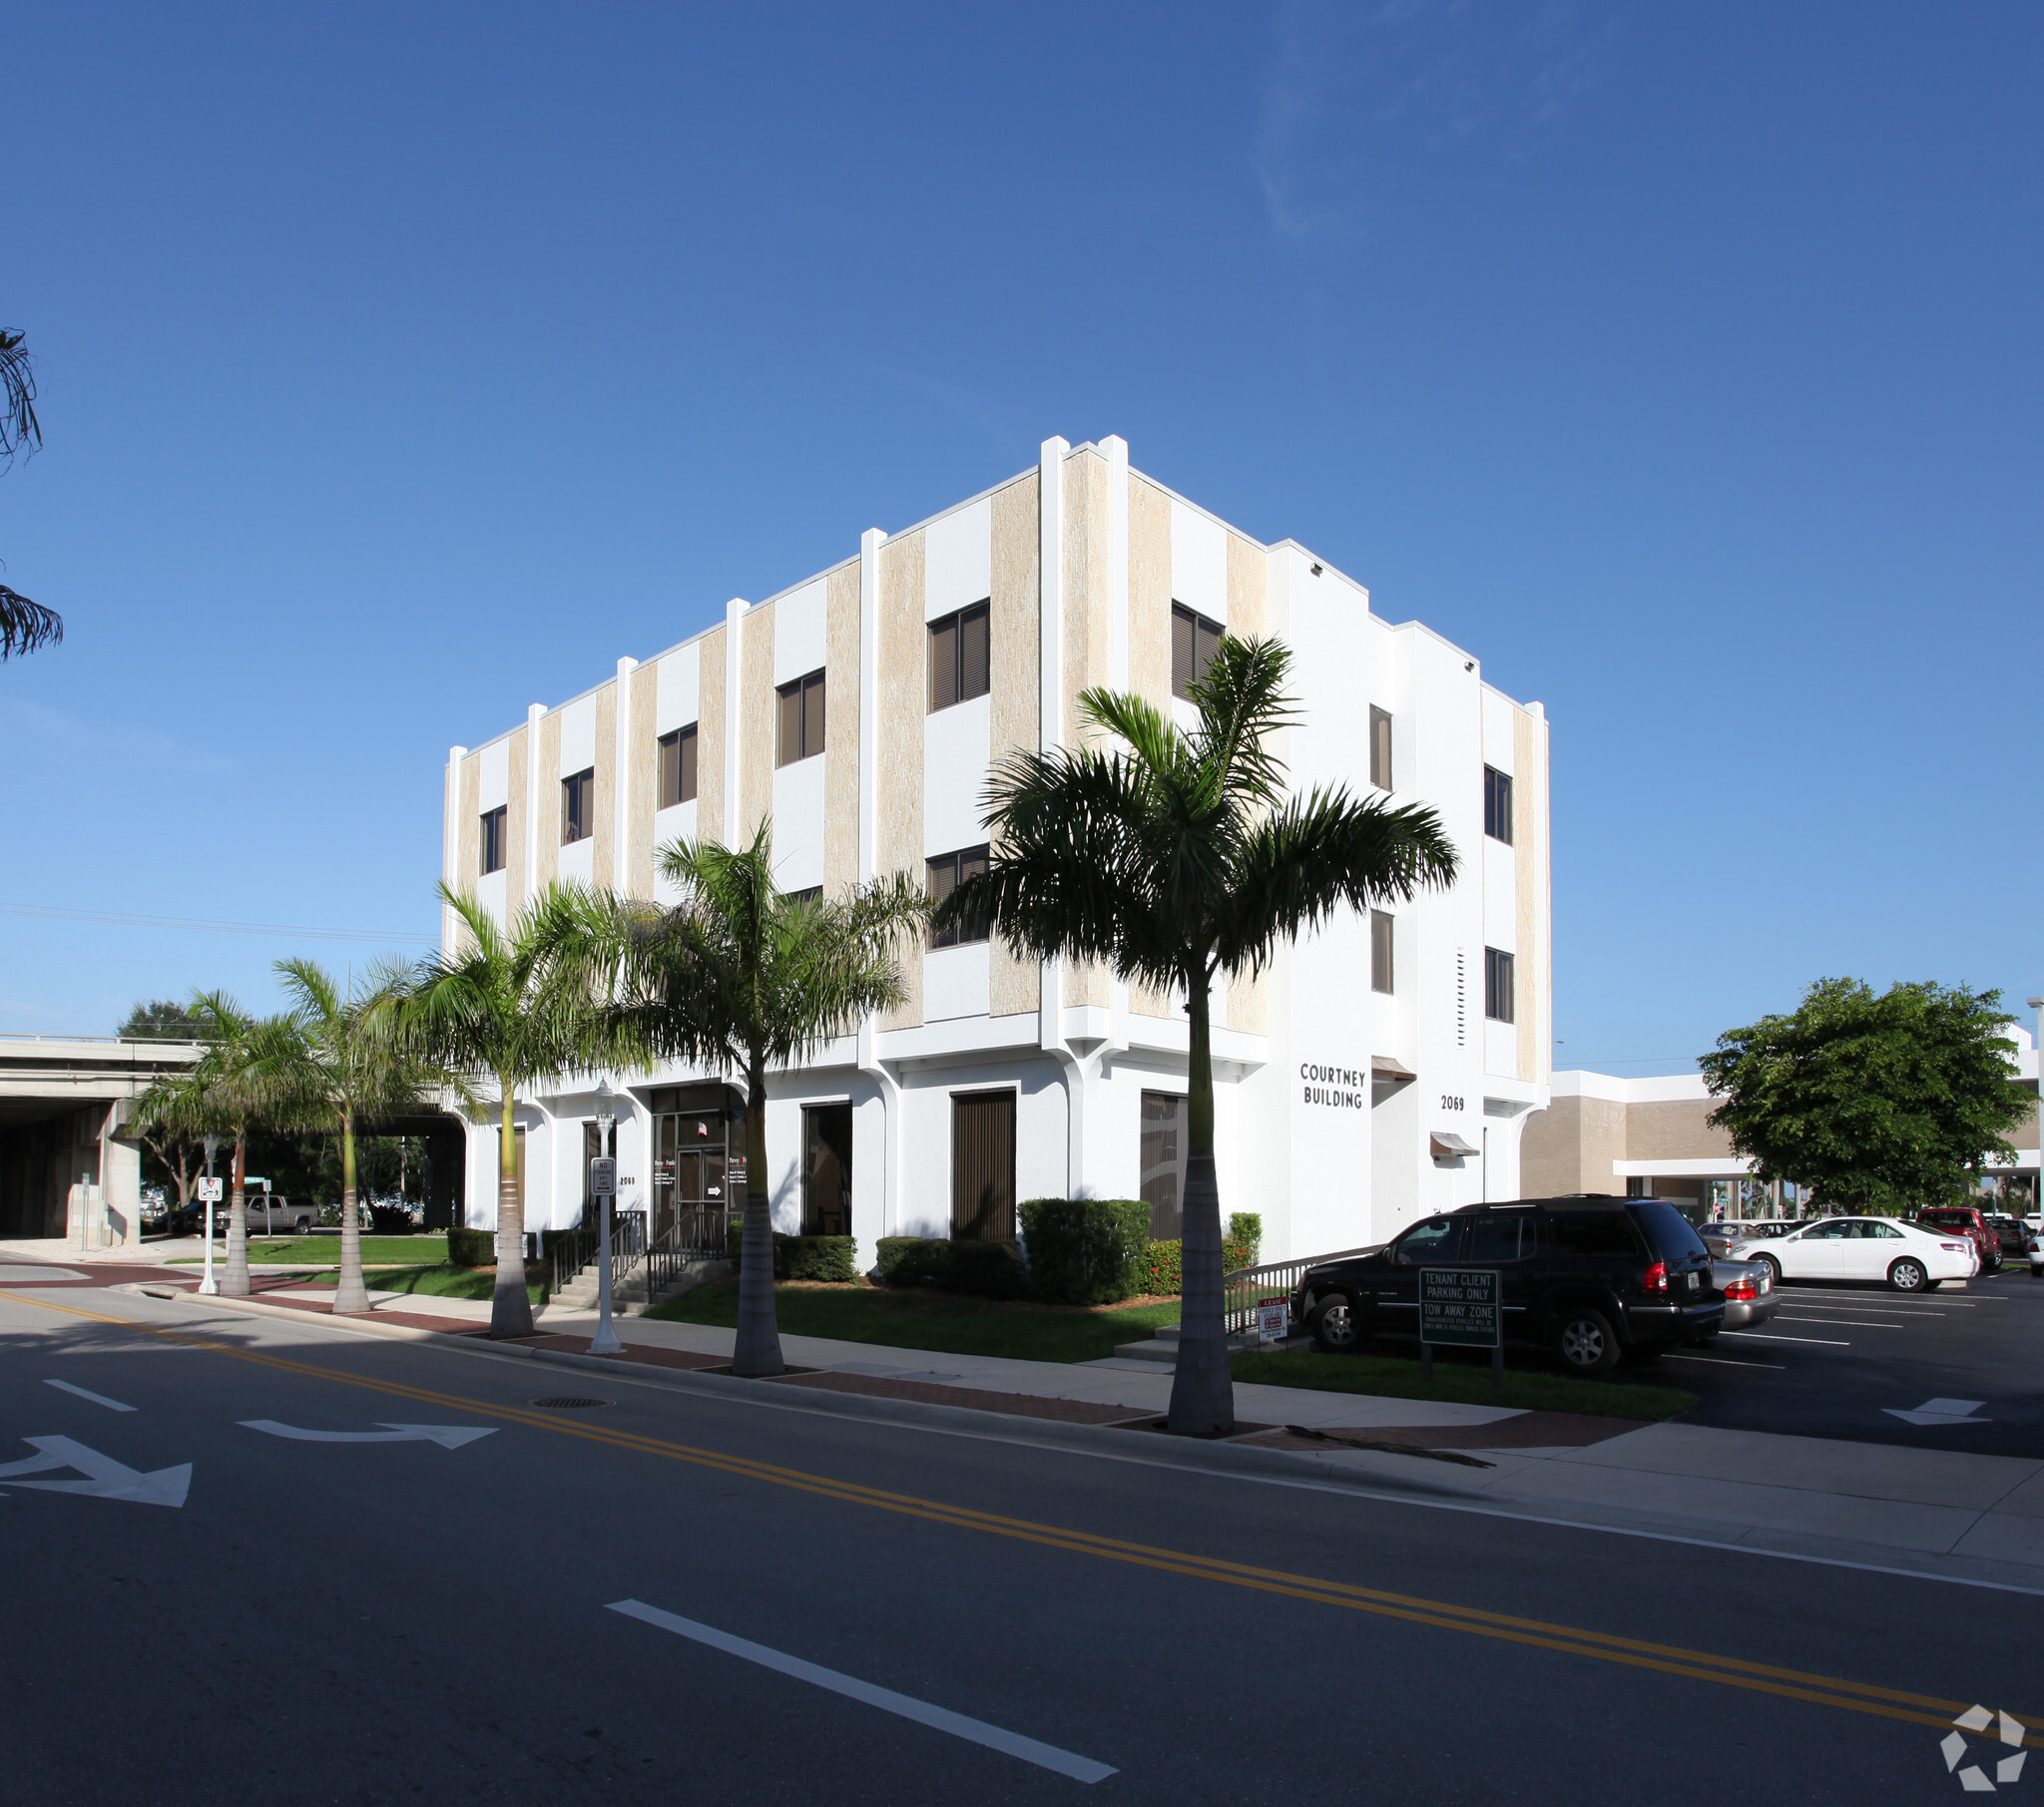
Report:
1629,1201,1709,1260
1868,1222,1903,1239
1802,1220,1848,1239
1547,1212,1643,1258
1391,1217,1461,1265
1466,1212,1531,1262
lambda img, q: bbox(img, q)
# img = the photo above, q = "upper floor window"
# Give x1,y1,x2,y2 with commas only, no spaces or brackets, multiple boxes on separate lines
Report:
776,671,825,765
928,845,990,948
1171,603,1223,699
783,885,822,908
480,806,507,876
928,603,990,711
659,723,699,808
1484,947,1516,1024
1369,706,1393,792
1370,910,1394,995
1483,765,1514,844
561,768,595,845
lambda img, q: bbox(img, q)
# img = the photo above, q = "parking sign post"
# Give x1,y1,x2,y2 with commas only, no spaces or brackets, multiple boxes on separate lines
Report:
588,1079,623,1357
197,1134,222,1296
1418,1267,1505,1390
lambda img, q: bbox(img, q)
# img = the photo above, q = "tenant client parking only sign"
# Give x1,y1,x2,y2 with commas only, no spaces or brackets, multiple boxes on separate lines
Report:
1418,1267,1504,1386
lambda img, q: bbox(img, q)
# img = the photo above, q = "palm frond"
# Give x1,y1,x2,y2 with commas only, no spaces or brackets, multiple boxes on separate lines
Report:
0,584,61,661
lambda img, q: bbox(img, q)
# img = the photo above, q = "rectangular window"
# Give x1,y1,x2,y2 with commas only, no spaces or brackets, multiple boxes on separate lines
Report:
951,1091,1015,1241
784,885,822,907
1370,910,1394,995
1483,765,1514,844
480,806,507,876
1369,707,1393,792
927,602,991,711
658,724,698,808
1484,946,1515,1023
1171,603,1224,699
801,1103,852,1237
561,768,595,845
776,671,826,765
1139,1092,1188,1240
927,845,990,948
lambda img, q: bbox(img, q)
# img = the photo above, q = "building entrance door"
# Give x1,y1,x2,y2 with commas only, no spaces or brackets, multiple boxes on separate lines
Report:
652,1110,731,1253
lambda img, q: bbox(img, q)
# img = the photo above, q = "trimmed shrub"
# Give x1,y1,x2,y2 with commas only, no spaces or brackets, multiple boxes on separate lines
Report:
874,1236,1029,1299
1019,1198,1149,1304
723,1225,858,1282
1227,1213,1264,1263
447,1226,494,1267
1136,1234,1257,1295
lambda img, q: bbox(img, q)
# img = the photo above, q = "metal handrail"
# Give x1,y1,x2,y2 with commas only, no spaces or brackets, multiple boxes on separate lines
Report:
1222,1245,1379,1332
548,1208,647,1298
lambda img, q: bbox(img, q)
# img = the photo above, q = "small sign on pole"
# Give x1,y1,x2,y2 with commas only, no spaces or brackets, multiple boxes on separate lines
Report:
1256,1298,1290,1343
1418,1267,1505,1387
588,1156,617,1200
197,1178,225,1203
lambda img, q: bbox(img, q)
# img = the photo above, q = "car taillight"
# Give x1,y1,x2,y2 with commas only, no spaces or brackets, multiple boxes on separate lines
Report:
1724,1278,1756,1300
1643,1260,1668,1295
1940,1242,1969,1252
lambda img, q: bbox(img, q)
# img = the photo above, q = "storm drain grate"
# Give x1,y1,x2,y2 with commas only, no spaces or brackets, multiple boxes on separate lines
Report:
527,1396,615,1410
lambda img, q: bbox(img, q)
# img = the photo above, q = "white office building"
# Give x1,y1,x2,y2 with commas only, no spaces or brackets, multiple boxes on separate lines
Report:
440,436,1552,1266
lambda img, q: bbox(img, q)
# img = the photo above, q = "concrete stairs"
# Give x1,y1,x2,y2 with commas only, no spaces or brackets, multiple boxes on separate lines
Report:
553,1255,731,1316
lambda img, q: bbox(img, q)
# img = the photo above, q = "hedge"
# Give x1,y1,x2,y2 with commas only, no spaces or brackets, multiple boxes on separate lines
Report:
723,1224,858,1282
874,1236,1029,1299
1018,1198,1149,1304
1136,1235,1258,1296
447,1226,494,1267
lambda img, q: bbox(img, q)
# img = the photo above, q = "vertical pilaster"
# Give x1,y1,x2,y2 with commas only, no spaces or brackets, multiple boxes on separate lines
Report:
1104,435,1129,691
523,702,544,903
856,528,884,885
1037,437,1069,1064
723,598,745,845
613,657,636,890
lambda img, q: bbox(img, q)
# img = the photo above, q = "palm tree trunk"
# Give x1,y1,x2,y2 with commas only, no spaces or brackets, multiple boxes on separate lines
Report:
222,1130,251,1297
731,1054,784,1377
333,1113,370,1313
490,1086,536,1338
1167,971,1236,1436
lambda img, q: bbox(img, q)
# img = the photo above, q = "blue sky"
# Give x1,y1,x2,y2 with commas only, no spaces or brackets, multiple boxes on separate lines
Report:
3,2,2038,1071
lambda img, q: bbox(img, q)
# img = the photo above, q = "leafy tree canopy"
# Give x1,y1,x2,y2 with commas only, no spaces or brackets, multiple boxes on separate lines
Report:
1701,977,2031,1210
120,998,210,1041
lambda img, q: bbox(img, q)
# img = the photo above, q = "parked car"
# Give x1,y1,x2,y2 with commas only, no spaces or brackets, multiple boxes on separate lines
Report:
1728,1217,1975,1292
2027,1228,2043,1278
210,1194,319,1236
1915,1205,2001,1273
1292,1194,1723,1378
1713,1257,1780,1334
1985,1215,2030,1260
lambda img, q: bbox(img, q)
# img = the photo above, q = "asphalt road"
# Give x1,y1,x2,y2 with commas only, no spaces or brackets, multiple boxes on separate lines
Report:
4,1282,2038,1806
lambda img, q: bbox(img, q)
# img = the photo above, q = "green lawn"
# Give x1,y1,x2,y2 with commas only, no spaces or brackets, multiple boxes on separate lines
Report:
169,1236,449,1266
1229,1348,1695,1421
647,1279,1182,1364
299,1263,545,1304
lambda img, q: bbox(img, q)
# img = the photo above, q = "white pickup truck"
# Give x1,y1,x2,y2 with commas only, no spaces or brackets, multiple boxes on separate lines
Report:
211,1184,320,1237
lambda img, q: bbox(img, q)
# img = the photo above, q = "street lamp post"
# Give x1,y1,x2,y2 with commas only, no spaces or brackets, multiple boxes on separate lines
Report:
589,1079,623,1357
199,1132,220,1296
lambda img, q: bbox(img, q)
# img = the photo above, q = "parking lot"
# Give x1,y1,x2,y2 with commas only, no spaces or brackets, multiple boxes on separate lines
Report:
1663,1266,2044,1455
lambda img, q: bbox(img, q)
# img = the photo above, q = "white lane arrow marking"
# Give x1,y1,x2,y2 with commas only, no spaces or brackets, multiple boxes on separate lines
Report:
1884,1397,1989,1426
45,1377,137,1412
239,1420,496,1448
0,1436,191,1507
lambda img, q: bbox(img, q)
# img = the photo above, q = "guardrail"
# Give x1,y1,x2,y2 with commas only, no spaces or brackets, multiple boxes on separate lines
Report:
1222,1246,1378,1332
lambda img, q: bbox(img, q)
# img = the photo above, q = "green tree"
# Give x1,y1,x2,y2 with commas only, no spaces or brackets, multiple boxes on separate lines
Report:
940,637,1459,1436
268,958,434,1314
405,885,624,1338
614,826,926,1377
1702,978,2031,1211
0,325,60,662
120,999,208,1041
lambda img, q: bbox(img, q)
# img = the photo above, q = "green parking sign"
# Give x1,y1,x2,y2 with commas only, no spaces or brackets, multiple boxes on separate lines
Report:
1419,1267,1502,1349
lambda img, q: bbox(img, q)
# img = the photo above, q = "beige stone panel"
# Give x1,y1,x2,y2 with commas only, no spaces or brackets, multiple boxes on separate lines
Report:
1521,1096,1628,1196
1628,1098,1737,1161
1226,533,1268,639
697,626,727,846
1063,960,1111,1009
1514,707,1542,1083
1131,980,1177,1021
504,725,529,922
740,600,776,841
1128,476,1173,709
877,531,925,1030
456,754,480,895
1229,969,1269,1035
535,712,562,889
1062,448,1111,748
988,476,1040,1017
824,563,861,895
592,682,617,890
629,666,658,896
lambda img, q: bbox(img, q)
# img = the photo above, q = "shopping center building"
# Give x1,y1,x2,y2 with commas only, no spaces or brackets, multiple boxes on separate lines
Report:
439,435,1553,1265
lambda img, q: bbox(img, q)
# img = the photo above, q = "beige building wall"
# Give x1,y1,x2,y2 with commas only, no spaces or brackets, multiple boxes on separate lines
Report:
1062,448,1112,1010
1627,1098,1736,1162
739,601,775,841
1224,531,1272,1035
535,712,562,889
823,563,861,894
1520,1094,1629,1197
592,682,617,888
988,475,1040,1018
697,625,727,846
456,754,481,896
628,667,658,896
877,530,926,1030
504,724,529,921
1128,475,1173,710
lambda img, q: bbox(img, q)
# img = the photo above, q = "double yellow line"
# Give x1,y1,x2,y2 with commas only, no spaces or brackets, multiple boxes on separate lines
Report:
8,1287,2037,1747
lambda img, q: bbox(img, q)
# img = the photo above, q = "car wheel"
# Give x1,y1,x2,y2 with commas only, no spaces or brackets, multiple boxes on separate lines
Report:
1755,1254,1782,1286
1556,1308,1619,1377
1310,1290,1361,1354
294,1219,313,1235
1888,1257,1928,1293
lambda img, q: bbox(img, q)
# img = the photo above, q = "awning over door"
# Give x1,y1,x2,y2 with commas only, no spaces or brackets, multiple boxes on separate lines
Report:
1430,1131,1478,1157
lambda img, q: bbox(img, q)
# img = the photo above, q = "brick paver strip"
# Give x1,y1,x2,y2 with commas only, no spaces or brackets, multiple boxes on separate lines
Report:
770,1369,1154,1425
1241,1412,1647,1452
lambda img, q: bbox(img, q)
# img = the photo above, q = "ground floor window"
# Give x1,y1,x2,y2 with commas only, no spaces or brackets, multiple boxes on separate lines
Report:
802,1104,852,1236
951,1091,1015,1241
1140,1091,1187,1238
651,1108,730,1246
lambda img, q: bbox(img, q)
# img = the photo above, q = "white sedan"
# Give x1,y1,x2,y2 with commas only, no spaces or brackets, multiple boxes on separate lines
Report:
1727,1217,1977,1292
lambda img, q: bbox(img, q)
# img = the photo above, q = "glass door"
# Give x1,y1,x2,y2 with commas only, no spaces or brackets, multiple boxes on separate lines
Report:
653,1112,729,1251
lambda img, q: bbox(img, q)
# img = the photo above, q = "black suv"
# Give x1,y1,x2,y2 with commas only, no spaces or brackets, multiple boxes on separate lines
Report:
1291,1195,1723,1377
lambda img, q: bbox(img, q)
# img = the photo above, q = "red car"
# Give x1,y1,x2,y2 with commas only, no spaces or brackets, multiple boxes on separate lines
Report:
1915,1205,2001,1273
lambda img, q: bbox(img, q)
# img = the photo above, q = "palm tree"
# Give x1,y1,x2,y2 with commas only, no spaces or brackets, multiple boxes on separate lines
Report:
1,324,60,663
270,957,431,1315
184,993,285,1298
405,884,624,1339
614,826,926,1377
939,636,1460,1436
